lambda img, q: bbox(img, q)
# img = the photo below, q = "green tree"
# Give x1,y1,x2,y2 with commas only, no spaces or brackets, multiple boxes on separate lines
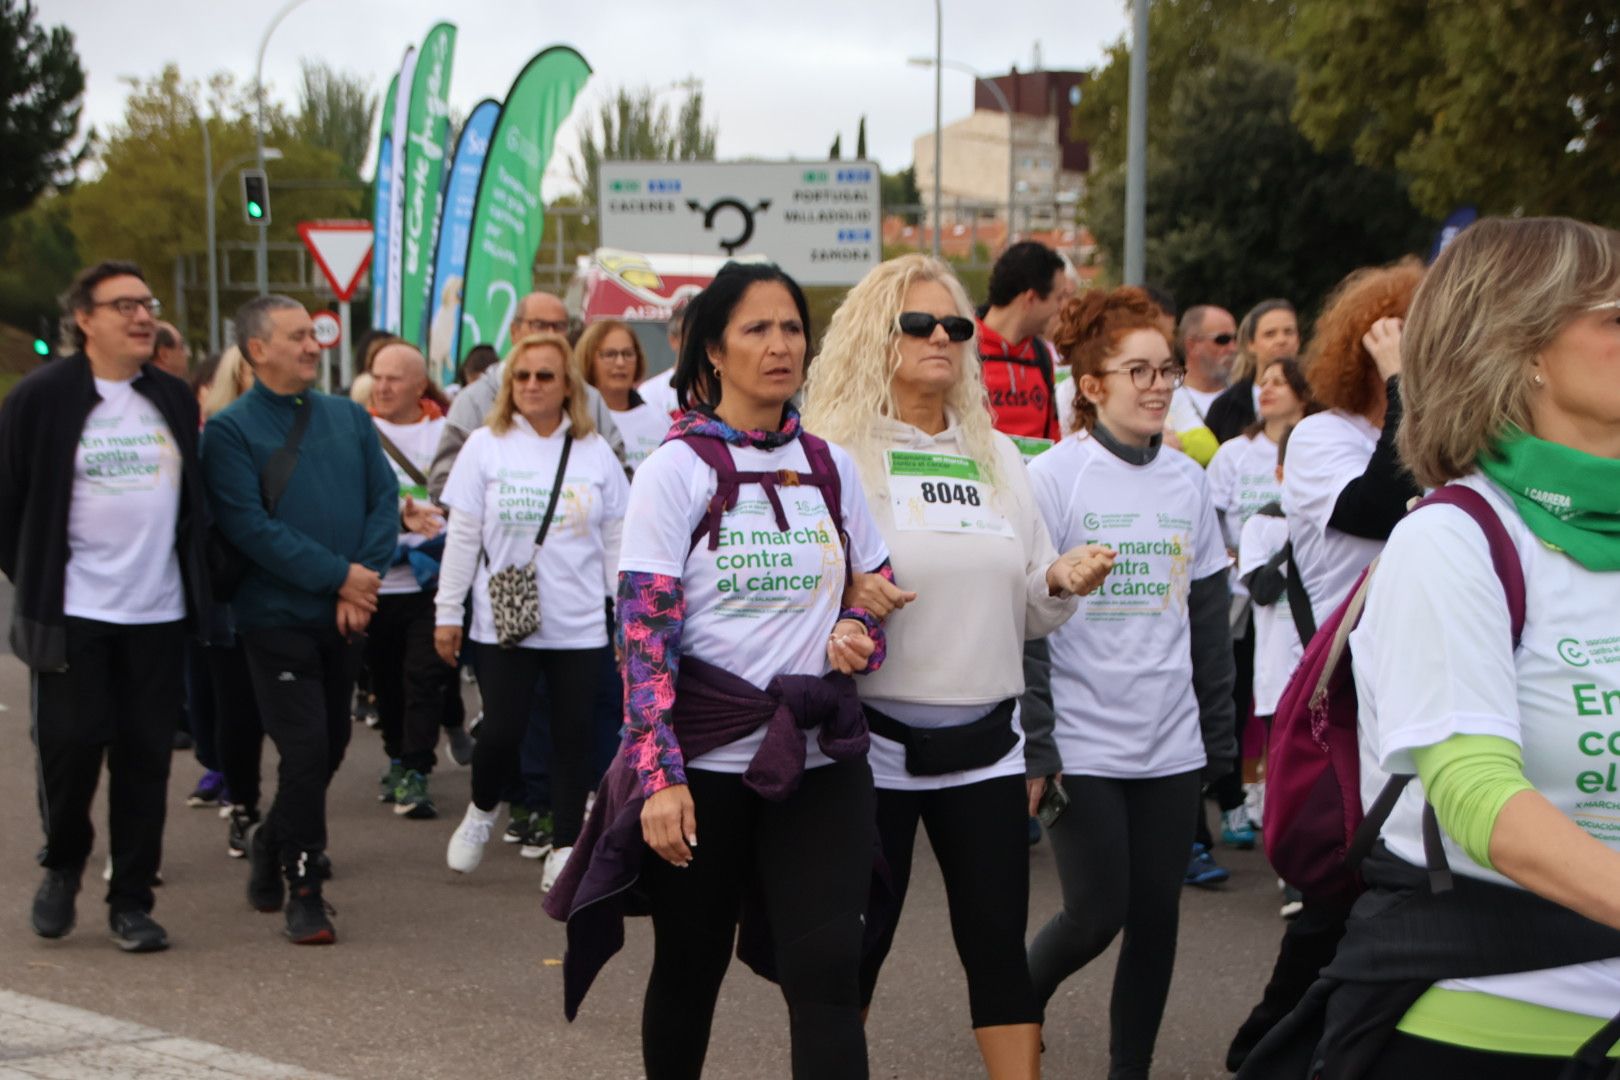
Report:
829,133,842,160
0,0,88,216
1088,54,1431,317
881,165,921,221
0,192,79,331
295,60,378,179
1288,1,1620,222
569,84,718,204
856,115,868,160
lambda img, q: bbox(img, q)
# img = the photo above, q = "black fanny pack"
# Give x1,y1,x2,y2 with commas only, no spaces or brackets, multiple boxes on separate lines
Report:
863,699,1018,776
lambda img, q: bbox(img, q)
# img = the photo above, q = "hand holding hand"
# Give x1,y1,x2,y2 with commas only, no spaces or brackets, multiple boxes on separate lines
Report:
642,784,697,867
1046,544,1117,597
336,597,372,637
841,573,917,620
827,619,876,674
339,563,381,612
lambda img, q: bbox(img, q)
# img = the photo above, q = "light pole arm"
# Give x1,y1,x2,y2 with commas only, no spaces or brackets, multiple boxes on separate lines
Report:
253,0,314,293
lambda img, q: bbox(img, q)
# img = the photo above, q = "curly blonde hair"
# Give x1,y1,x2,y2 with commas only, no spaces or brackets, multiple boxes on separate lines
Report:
1304,260,1423,419
801,254,1000,488
489,334,596,438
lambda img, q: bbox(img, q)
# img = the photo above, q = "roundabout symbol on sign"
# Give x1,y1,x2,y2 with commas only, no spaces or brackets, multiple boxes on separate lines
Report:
686,197,771,255
311,311,341,349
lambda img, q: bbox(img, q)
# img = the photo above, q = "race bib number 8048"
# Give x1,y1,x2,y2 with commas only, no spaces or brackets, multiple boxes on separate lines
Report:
887,450,1014,537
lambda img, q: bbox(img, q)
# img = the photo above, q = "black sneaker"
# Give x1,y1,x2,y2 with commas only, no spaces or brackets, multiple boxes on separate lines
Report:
227,806,259,860
31,868,80,939
284,881,335,945
247,825,284,912
109,910,169,953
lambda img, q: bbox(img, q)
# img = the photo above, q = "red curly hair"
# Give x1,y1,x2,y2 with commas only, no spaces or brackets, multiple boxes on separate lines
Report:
1305,260,1424,419
1053,286,1170,433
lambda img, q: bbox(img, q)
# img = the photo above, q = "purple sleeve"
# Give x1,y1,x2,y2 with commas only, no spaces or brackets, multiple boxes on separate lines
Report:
617,570,688,797
838,558,895,674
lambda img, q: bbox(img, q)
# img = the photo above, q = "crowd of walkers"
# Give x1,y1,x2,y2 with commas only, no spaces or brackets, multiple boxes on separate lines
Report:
3,213,1619,1078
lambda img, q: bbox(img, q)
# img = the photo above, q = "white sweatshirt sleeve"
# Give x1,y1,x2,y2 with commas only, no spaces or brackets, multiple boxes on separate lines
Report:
435,511,482,628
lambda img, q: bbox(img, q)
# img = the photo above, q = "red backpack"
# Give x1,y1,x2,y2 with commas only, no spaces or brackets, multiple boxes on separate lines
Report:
1262,484,1526,899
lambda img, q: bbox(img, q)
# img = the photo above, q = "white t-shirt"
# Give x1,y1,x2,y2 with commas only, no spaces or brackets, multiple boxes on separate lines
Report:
374,414,445,595
64,377,185,623
611,401,671,473
440,417,628,649
1352,473,1620,1018
638,368,680,420
1029,434,1230,778
1175,384,1222,425
1282,410,1387,625
1208,431,1282,549
1055,375,1078,437
1238,511,1302,716
618,435,889,774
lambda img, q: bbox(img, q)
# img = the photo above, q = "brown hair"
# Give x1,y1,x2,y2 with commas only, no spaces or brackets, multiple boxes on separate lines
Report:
1399,217,1620,487
1053,286,1170,433
1243,355,1314,438
573,319,646,388
1304,260,1424,419
489,333,596,438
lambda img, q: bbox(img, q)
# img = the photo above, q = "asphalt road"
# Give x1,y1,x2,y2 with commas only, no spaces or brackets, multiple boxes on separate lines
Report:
0,635,1289,1079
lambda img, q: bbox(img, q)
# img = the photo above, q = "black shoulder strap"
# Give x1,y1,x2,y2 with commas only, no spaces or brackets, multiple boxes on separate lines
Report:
1254,500,1285,518
376,427,429,488
1283,543,1317,646
1035,339,1059,439
261,394,314,517
533,432,574,548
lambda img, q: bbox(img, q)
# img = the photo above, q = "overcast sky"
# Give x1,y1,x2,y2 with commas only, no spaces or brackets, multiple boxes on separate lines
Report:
39,0,1128,197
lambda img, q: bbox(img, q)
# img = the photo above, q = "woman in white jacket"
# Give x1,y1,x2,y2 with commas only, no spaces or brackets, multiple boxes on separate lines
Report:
803,254,1113,1079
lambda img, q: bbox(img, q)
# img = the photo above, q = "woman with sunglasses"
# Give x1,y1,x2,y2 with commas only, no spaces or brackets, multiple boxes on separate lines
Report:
575,318,671,473
802,254,1112,1078
1026,286,1237,1080
433,333,629,892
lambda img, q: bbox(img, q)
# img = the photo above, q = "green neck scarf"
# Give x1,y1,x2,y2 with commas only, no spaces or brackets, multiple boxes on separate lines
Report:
1477,428,1620,571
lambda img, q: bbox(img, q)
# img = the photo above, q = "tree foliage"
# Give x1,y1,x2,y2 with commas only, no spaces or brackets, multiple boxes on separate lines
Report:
1088,54,1431,318
0,0,87,216
295,60,377,179
856,116,868,160
569,84,718,204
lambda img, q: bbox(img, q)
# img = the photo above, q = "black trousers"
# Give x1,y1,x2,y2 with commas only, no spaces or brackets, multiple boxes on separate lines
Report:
31,617,184,915
1028,769,1202,1080
205,638,265,813
472,643,605,847
366,590,453,774
242,625,361,868
1226,894,1353,1070
640,761,875,1080
860,773,1040,1028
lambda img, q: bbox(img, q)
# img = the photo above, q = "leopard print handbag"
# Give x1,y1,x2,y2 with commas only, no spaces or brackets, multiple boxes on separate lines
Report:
486,433,573,647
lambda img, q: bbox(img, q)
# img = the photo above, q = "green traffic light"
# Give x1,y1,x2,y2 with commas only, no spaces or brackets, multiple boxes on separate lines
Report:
33,338,50,356
247,201,264,219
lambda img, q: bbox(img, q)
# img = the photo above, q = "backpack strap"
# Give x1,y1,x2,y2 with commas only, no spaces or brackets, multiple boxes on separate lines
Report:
1254,500,1285,518
680,433,845,557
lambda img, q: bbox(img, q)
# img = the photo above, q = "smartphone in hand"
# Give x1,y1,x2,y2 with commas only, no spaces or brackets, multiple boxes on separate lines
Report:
1036,776,1070,829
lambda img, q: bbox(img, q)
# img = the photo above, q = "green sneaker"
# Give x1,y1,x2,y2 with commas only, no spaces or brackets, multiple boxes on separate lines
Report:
503,805,532,844
392,770,437,819
378,762,405,804
520,813,554,860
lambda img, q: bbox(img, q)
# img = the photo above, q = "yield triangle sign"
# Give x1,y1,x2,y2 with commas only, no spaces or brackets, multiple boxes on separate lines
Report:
298,220,374,302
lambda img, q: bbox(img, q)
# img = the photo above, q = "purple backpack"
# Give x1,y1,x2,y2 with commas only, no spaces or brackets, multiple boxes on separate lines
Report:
677,432,847,561
1262,484,1526,899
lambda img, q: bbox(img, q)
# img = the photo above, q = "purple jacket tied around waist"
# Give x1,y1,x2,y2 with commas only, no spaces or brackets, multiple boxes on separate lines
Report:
541,655,871,1020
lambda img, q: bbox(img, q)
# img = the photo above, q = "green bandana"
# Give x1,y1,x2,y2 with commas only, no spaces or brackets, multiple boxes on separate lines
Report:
1477,427,1620,571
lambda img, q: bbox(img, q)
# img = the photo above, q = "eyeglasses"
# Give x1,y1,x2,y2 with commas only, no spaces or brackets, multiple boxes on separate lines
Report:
1099,362,1186,390
897,311,976,342
92,296,162,318
1202,332,1235,346
512,369,559,384
515,317,569,335
596,348,638,363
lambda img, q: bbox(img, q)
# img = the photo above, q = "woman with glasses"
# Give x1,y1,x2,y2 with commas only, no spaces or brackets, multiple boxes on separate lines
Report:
574,319,670,473
802,255,1112,1078
1026,286,1237,1080
432,333,628,893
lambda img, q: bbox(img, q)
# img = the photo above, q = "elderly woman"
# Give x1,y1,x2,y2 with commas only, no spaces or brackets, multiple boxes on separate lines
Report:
433,333,628,892
802,254,1111,1078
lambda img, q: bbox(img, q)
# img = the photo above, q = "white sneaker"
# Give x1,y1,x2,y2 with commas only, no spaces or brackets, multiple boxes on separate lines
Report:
1244,782,1266,829
540,845,573,893
446,803,499,873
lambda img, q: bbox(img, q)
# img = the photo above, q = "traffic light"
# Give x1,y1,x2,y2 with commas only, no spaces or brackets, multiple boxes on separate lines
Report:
240,169,271,226
33,315,54,361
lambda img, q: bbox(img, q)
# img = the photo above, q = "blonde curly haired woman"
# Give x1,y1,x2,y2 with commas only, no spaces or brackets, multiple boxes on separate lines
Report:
803,254,1112,1079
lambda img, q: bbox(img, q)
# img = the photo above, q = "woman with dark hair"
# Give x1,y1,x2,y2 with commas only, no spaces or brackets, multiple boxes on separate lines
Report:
1027,286,1237,1079
1204,299,1300,443
544,263,893,1078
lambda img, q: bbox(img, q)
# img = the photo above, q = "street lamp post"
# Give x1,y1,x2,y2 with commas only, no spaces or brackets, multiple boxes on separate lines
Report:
253,0,314,295
932,0,942,259
1124,0,1150,285
910,57,1016,244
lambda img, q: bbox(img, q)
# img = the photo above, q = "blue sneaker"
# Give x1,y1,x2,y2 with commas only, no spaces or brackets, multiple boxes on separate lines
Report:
1027,816,1042,847
1221,807,1257,850
1185,843,1229,888
186,770,226,808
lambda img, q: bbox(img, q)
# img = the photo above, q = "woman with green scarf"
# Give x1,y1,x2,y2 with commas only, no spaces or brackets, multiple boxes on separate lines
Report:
1288,217,1620,1077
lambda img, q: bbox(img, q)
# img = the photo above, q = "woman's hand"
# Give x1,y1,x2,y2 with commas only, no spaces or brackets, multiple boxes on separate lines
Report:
1363,316,1404,380
1027,776,1047,818
827,619,876,674
402,496,446,539
433,625,462,667
1046,544,1117,597
642,784,697,867
841,573,917,620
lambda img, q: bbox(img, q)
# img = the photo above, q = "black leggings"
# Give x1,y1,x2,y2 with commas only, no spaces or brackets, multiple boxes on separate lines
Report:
1364,1031,1570,1079
472,643,605,847
640,761,875,1080
859,774,1038,1028
1028,770,1201,1080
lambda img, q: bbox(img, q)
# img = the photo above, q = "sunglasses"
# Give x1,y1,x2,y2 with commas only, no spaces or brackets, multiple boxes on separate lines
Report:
897,311,975,342
512,369,559,384
1197,332,1235,346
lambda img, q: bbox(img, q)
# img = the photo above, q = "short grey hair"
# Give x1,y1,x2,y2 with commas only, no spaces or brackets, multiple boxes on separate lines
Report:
234,294,305,361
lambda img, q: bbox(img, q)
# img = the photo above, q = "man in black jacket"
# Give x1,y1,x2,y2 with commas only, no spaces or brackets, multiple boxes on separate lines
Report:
0,260,212,953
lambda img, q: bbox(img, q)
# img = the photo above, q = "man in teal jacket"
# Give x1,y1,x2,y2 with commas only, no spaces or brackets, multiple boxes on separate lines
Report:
201,294,398,945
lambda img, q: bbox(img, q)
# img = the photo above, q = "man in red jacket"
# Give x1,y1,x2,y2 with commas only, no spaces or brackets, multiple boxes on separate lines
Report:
976,241,1072,455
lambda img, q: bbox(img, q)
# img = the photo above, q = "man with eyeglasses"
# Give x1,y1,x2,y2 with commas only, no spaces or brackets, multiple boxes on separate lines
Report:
0,260,213,953
427,292,623,499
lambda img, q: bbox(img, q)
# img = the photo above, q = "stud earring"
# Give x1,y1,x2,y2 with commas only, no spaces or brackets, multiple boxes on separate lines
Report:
1533,373,1544,386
